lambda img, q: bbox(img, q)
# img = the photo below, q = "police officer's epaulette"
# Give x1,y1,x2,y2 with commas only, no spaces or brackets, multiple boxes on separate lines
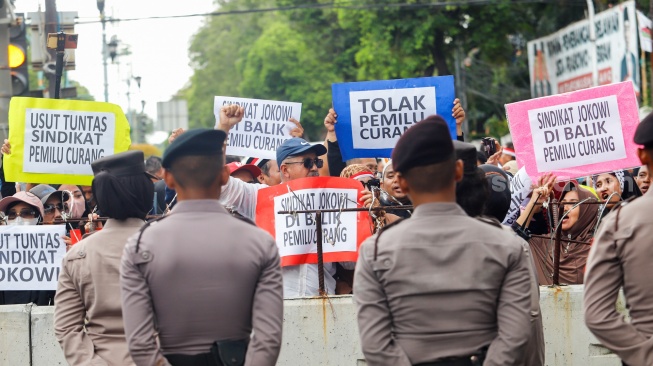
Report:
612,196,638,232
226,206,256,226
135,215,169,253
475,215,503,229
373,218,405,261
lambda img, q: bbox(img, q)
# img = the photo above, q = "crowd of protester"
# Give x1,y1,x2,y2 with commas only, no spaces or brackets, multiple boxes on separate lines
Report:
0,98,651,366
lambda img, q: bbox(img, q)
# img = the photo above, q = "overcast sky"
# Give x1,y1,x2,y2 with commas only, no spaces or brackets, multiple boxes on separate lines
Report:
15,0,216,121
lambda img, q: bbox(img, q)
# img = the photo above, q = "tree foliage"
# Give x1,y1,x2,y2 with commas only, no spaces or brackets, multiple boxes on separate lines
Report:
182,0,647,139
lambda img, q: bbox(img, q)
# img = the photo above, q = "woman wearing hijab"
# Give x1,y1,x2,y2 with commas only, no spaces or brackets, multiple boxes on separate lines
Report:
593,169,642,213
54,150,154,366
515,179,600,285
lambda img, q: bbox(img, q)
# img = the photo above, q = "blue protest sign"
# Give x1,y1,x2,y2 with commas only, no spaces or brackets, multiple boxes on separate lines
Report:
331,76,456,161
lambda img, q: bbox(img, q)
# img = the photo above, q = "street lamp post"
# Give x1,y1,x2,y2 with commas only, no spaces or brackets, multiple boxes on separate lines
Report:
126,75,142,142
97,0,109,102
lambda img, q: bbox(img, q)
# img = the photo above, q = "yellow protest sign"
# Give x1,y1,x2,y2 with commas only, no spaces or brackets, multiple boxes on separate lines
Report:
3,97,131,186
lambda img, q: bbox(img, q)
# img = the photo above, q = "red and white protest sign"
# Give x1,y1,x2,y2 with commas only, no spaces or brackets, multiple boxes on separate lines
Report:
256,177,373,267
506,81,641,180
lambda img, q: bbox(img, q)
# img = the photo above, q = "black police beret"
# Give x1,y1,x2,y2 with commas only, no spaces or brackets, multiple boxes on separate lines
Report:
635,111,653,147
453,140,478,176
391,115,454,173
162,129,227,168
92,150,148,177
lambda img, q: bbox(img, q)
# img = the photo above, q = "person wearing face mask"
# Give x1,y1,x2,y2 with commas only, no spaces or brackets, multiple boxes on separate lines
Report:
58,184,90,219
0,191,56,305
515,179,600,285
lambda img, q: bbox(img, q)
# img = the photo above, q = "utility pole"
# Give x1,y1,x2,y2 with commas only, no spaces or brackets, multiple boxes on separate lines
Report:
45,0,57,98
587,0,598,87
0,2,12,139
97,0,108,102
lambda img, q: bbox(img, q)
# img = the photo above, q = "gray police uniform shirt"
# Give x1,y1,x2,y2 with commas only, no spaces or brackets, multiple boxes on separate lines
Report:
584,193,653,366
354,202,534,366
55,218,144,366
120,200,283,366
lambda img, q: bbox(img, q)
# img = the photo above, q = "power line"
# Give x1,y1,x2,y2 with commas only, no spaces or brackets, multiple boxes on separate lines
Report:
71,0,588,25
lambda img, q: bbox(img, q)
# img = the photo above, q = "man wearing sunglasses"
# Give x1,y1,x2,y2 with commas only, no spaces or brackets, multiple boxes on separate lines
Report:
215,106,346,298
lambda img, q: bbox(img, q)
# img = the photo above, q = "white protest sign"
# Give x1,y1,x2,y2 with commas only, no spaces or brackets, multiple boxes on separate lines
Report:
214,96,301,160
274,188,356,262
23,108,116,175
502,167,533,226
637,10,652,53
349,87,436,149
0,225,66,291
527,95,627,173
255,177,371,266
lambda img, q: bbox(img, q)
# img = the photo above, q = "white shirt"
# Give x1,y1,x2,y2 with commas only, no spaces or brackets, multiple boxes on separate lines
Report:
219,176,337,297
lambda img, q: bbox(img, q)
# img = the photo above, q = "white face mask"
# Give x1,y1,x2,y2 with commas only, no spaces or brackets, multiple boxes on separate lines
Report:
7,217,39,226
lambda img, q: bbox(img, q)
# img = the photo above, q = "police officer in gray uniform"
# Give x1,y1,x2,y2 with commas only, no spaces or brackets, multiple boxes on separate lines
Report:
120,129,283,366
584,113,653,366
353,116,535,366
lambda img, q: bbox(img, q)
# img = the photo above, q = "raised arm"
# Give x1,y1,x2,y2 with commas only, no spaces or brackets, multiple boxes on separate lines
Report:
324,108,345,177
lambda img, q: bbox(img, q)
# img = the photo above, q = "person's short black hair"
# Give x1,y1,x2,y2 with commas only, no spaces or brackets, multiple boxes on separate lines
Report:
92,173,154,220
476,151,487,165
261,160,273,176
225,155,242,164
402,156,457,194
169,154,223,189
456,169,489,217
482,177,510,221
145,156,163,175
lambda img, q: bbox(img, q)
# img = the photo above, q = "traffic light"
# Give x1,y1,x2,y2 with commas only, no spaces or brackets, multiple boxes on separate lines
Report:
9,14,29,96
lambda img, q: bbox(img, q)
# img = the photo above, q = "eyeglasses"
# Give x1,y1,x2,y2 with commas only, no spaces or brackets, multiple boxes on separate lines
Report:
44,203,66,213
360,178,381,191
284,158,323,169
6,209,37,220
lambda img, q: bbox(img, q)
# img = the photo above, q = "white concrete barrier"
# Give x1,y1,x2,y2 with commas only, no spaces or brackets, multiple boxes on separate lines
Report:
0,285,627,365
539,285,622,366
0,304,31,366
30,306,67,366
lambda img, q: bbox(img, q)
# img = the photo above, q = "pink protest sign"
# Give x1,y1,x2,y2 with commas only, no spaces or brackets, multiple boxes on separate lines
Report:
506,81,641,180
